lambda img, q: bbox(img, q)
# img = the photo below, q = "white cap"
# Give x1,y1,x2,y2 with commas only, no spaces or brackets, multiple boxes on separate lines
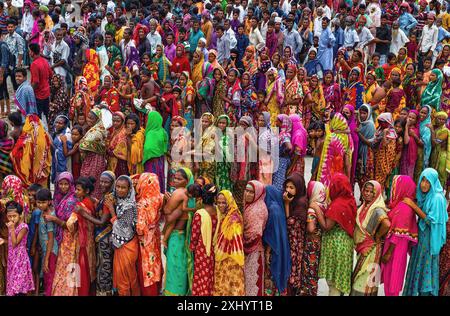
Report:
274,17,282,23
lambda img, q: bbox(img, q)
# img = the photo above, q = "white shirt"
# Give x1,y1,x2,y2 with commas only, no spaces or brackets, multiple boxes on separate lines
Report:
367,3,381,28
249,27,264,47
321,6,332,19
344,27,360,48
390,28,410,55
225,27,237,49
51,40,70,77
260,20,269,40
314,16,323,38
146,31,162,55
420,24,439,53
20,12,34,35
281,0,292,15
356,27,374,48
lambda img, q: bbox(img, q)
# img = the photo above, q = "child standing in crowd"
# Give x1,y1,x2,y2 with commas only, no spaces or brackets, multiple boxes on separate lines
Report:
27,183,42,296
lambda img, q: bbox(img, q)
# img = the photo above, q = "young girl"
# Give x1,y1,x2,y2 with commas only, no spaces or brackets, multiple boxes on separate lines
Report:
2,201,34,296
63,125,83,181
403,168,448,296
36,188,58,296
387,119,405,198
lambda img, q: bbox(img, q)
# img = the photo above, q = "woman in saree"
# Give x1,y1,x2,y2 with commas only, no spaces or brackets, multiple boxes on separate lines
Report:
196,60,215,115
287,114,307,177
356,104,376,191
242,45,258,77
107,112,129,177
207,49,225,75
322,70,342,113
152,44,172,84
214,190,245,296
83,49,101,97
49,74,70,133
271,52,285,82
402,63,420,110
179,72,195,120
282,173,308,296
190,184,219,296
224,68,242,125
316,113,353,193
134,173,163,296
191,48,208,88
49,172,79,296
284,64,303,115
215,115,232,191
307,74,326,127
0,120,14,182
10,114,51,187
381,175,418,296
372,113,398,190
125,113,145,175
79,108,108,200
363,70,381,109
193,112,216,182
107,45,123,68
265,68,285,127
143,111,168,193
414,105,432,183
396,47,413,76
272,114,293,191
421,68,444,111
404,168,448,296
212,68,227,117
311,173,356,296
243,180,268,296
351,180,391,296
303,47,324,79
170,44,191,79
342,104,359,185
108,175,140,296
400,110,420,178
167,116,191,192
257,111,277,186
430,111,450,186
301,181,327,296
335,47,350,89
69,76,94,122
231,116,258,210
240,72,258,117
254,46,272,92
343,67,365,110
263,186,291,296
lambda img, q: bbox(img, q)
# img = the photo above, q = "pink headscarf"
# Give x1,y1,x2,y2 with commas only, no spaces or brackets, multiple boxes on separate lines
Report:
243,180,268,254
289,114,307,157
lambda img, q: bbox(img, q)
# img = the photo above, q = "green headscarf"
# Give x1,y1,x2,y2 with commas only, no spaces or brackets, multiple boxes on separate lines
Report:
421,68,443,111
143,111,168,163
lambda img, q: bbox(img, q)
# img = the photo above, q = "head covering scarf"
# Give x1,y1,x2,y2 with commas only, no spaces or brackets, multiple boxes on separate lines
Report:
354,180,389,253
243,180,268,254
79,108,107,154
419,105,432,168
421,69,443,111
307,181,328,214
10,114,52,187
358,104,376,172
53,172,77,244
242,45,258,76
215,190,245,266
405,109,420,170
112,175,137,249
284,172,308,219
416,168,448,255
388,175,418,243
263,185,291,293
143,111,169,163
325,173,357,237
109,111,128,162
289,114,307,157
73,30,89,47
376,112,397,140
132,23,149,47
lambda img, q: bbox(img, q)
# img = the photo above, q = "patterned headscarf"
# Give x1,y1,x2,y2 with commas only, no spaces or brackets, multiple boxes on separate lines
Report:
112,175,137,249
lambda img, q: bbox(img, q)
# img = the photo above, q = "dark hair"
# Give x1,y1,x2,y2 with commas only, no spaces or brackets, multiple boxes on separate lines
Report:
36,188,52,201
394,118,406,136
71,124,84,136
6,18,17,26
76,176,96,194
216,25,224,32
95,33,104,42
201,184,218,205
436,59,446,66
233,8,240,15
15,68,27,77
125,113,140,134
381,14,388,20
423,57,433,63
28,183,43,193
6,201,23,215
176,168,189,181
29,43,40,55
268,20,275,27
187,184,202,198
7,111,23,127
387,52,397,61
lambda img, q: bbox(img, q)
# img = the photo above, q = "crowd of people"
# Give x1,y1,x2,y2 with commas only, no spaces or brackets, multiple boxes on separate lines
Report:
0,0,448,297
